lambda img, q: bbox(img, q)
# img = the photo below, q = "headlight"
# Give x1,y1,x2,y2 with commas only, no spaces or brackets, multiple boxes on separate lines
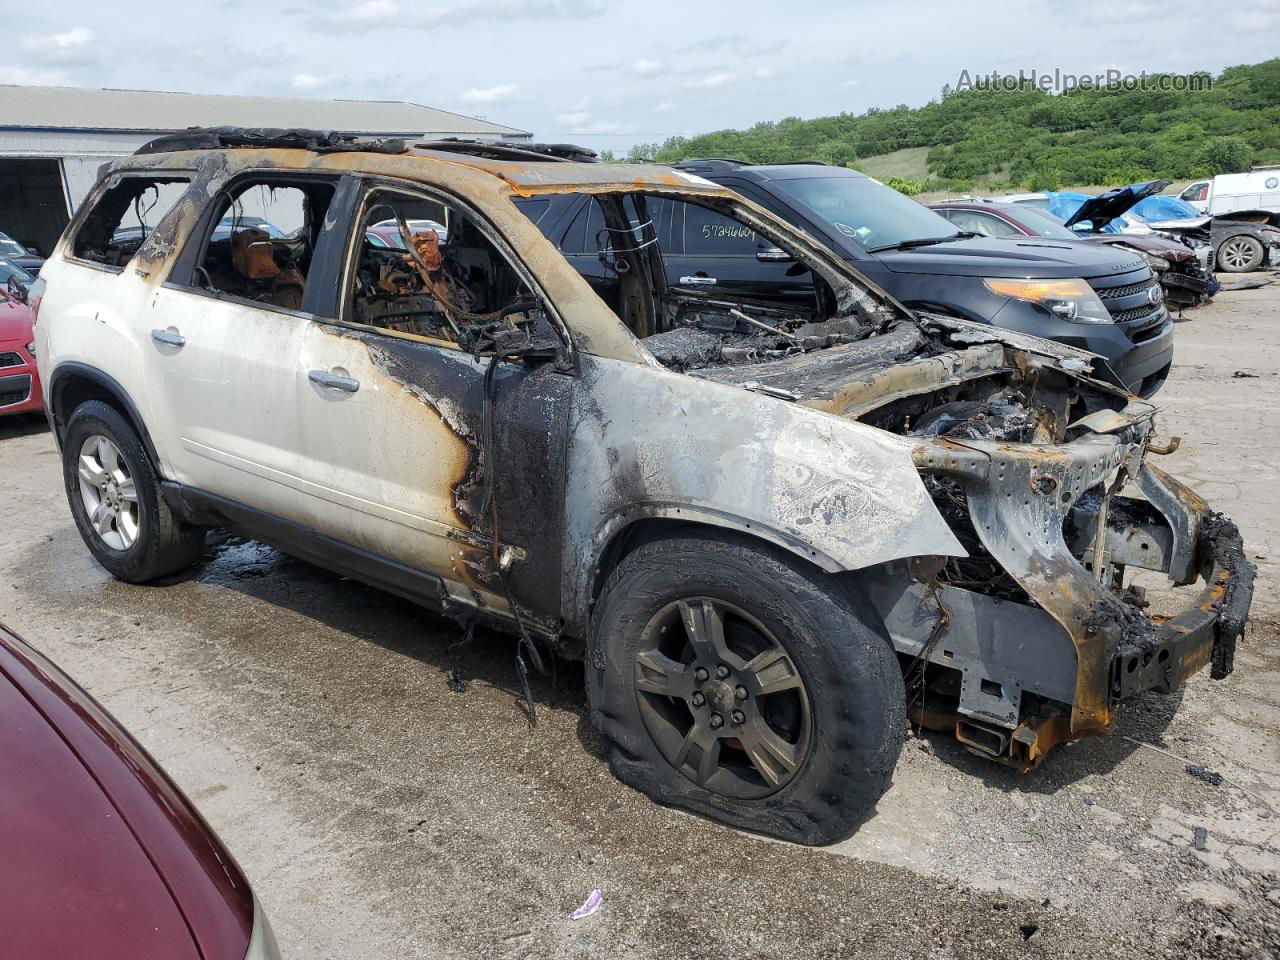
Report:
982,277,1113,324
1144,254,1170,272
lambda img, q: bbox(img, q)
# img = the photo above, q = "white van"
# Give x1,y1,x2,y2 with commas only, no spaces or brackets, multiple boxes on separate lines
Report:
1179,168,1280,216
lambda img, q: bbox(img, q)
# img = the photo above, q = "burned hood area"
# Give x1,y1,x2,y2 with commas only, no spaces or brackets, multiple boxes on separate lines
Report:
522,184,1252,769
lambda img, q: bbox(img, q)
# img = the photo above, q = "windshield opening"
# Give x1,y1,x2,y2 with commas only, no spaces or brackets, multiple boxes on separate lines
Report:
773,176,961,252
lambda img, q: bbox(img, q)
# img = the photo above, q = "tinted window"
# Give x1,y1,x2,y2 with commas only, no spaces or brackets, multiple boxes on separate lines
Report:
774,176,960,252
554,196,664,257
0,260,34,285
1007,204,1080,240
72,176,190,267
682,201,758,255
0,235,25,257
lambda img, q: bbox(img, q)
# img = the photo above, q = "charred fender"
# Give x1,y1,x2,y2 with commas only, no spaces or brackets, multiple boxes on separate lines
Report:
562,353,966,634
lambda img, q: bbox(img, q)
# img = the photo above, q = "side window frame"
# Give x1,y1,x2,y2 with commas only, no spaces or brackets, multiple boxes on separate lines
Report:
66,170,195,275
321,176,576,361
165,170,350,319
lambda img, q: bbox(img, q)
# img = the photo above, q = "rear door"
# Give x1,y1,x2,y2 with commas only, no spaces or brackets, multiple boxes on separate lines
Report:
142,172,347,532
662,197,817,311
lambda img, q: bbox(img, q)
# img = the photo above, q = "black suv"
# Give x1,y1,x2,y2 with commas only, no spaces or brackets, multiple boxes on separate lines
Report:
522,160,1174,397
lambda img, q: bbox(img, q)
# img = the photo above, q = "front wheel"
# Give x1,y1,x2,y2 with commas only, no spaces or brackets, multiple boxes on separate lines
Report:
62,401,205,582
1217,234,1264,273
588,532,905,845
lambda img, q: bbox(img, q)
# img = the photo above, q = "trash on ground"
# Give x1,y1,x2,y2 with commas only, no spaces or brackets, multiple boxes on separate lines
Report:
570,889,604,921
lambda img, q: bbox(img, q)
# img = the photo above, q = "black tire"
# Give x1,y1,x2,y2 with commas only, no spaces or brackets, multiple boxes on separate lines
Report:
587,532,905,845
62,400,205,582
1216,234,1264,273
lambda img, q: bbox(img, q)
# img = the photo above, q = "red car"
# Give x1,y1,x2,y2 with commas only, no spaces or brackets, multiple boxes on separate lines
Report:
0,623,280,960
929,199,1217,308
1,261,42,416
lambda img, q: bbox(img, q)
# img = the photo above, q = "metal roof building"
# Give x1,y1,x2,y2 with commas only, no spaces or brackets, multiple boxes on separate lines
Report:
0,84,531,255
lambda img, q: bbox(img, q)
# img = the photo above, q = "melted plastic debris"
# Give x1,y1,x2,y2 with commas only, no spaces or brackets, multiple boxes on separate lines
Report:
570,889,604,920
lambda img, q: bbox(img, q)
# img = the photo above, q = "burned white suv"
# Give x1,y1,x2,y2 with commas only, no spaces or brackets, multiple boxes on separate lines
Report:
34,130,1253,845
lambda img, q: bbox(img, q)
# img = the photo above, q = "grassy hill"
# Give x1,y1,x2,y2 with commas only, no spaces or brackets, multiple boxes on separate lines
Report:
615,58,1280,193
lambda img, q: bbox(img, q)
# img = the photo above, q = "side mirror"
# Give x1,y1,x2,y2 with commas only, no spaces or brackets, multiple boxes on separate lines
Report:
26,246,39,256
756,245,792,263
5,276,27,304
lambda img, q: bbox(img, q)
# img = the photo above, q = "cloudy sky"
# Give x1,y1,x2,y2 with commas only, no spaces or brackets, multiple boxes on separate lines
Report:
5,0,1278,153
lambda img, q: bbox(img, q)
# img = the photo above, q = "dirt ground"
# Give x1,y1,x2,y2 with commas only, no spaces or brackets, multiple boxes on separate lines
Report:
2,279,1278,960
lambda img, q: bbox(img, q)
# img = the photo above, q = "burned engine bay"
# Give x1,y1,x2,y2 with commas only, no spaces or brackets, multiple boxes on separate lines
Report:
642,305,1253,769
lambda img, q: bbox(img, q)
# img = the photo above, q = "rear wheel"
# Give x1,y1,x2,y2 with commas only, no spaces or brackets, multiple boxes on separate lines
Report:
588,532,905,845
62,401,205,582
1217,234,1264,273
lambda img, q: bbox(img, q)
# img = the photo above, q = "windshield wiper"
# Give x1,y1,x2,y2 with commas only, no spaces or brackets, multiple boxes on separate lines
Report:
867,231,976,253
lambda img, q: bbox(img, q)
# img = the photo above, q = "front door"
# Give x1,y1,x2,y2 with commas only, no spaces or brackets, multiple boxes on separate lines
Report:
293,181,574,625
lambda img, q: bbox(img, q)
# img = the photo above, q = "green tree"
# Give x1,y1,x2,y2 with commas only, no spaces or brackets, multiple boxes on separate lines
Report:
1197,135,1254,174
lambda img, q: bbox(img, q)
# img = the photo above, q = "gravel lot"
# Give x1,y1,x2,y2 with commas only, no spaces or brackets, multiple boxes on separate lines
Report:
2,279,1278,959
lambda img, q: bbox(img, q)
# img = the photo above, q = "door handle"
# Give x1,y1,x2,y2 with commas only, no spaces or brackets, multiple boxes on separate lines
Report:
151,328,186,347
308,369,360,393
678,275,717,285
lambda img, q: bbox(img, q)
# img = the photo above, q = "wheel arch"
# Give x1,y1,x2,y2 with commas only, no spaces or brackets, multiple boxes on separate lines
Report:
48,363,163,472
572,506,850,640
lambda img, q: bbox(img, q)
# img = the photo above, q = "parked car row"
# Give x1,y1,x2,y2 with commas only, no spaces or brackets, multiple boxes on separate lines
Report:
25,129,1252,857
929,194,1217,309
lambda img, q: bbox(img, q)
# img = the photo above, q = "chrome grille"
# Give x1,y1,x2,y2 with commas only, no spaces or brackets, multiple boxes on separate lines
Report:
1097,279,1160,301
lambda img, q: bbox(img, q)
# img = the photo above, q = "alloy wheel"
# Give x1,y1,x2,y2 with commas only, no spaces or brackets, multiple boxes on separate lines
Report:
633,597,812,799
1220,237,1260,271
77,435,140,551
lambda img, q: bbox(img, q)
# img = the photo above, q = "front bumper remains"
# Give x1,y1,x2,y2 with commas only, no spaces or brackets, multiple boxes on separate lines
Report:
869,406,1254,769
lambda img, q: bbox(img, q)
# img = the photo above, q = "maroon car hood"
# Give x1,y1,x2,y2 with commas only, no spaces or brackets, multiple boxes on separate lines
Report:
0,629,254,960
1085,234,1195,262
0,678,201,959
0,296,32,342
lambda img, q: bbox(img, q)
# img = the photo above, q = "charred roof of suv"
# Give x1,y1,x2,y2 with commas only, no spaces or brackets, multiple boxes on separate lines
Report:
133,128,600,165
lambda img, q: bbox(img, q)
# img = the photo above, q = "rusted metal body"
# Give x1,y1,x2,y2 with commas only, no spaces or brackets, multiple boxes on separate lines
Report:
37,136,1254,767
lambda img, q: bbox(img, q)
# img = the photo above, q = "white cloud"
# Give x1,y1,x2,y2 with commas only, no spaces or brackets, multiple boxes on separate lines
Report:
570,118,622,134
630,58,664,76
553,107,622,134
654,100,674,113
310,0,606,33
684,71,736,89
755,65,776,80
291,72,325,91
20,27,92,53
346,0,399,20
460,82,523,104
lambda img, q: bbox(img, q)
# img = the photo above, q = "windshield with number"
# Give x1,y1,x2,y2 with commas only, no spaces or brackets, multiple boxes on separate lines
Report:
774,176,961,252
